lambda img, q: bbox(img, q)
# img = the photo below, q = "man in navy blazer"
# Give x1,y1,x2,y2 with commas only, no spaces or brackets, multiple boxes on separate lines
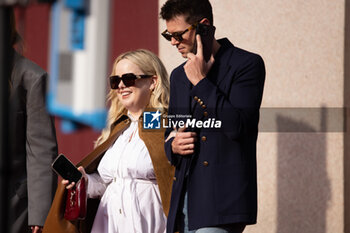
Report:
161,0,265,232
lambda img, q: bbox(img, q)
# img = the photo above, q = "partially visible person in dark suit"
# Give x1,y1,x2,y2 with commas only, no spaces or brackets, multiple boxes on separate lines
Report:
8,8,58,233
160,0,266,232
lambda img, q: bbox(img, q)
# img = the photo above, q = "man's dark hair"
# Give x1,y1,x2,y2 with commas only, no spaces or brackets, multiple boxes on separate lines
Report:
160,0,213,25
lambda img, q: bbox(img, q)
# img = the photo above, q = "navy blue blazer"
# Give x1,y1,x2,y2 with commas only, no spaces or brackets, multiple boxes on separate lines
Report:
164,38,265,232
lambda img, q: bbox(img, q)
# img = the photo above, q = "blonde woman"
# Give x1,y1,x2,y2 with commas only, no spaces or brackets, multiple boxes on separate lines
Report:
43,49,174,233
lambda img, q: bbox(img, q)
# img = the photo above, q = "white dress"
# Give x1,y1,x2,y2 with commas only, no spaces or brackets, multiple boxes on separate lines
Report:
86,116,166,233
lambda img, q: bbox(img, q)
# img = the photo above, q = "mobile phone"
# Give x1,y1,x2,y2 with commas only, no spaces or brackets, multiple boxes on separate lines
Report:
195,23,216,62
51,154,82,183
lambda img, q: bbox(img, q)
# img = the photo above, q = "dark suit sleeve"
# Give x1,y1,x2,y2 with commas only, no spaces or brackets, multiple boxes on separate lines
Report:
190,54,265,140
26,72,58,226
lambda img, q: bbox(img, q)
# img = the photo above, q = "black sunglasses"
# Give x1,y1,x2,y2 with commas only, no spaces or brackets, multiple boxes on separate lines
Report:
109,73,153,89
161,24,196,42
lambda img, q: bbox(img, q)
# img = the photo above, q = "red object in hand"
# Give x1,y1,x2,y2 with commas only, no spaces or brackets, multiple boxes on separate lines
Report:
64,178,87,220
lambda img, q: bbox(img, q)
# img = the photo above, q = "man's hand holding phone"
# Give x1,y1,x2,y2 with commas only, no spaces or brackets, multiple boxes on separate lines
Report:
184,34,215,86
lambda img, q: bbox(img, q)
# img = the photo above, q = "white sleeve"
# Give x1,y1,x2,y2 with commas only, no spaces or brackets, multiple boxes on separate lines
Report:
86,172,108,198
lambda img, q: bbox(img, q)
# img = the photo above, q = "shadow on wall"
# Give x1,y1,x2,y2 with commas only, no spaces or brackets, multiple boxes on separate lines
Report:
276,108,331,233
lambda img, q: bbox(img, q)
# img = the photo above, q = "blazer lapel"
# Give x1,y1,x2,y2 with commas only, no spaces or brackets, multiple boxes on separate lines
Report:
178,66,193,116
214,42,234,86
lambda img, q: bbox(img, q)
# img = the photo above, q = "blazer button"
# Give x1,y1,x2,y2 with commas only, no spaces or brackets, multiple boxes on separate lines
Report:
203,161,209,166
199,101,203,105
201,136,207,141
197,98,201,103
203,111,208,117
202,104,206,109
173,177,177,181
194,96,199,101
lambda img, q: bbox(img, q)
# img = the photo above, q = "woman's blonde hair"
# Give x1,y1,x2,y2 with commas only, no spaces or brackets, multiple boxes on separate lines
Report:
95,49,170,146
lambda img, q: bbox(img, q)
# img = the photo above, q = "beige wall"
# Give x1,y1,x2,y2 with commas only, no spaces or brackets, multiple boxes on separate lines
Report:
159,0,347,232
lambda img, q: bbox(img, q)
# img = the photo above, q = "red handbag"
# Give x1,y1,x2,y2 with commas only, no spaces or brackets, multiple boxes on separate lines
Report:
64,178,87,220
